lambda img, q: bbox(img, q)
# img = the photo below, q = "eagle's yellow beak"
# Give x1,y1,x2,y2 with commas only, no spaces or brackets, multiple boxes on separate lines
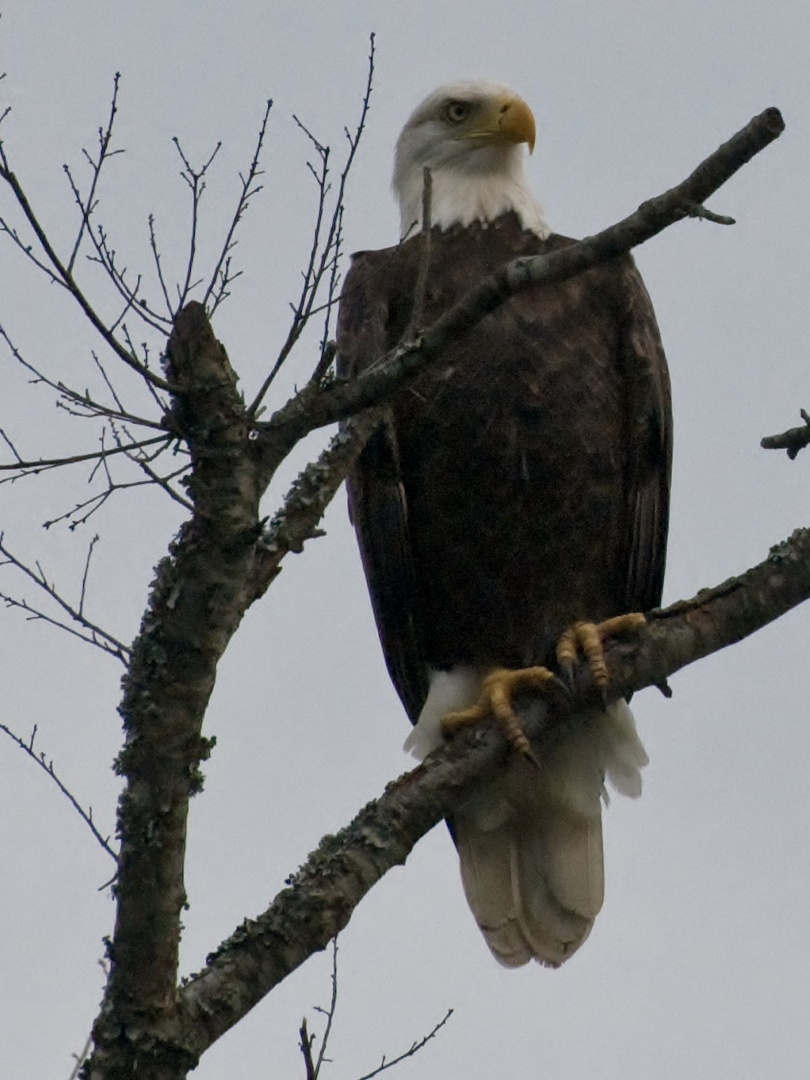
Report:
496,95,536,153
460,93,536,153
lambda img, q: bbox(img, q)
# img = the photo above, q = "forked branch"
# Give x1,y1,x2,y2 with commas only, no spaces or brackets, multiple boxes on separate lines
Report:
0,533,130,658
0,131,173,390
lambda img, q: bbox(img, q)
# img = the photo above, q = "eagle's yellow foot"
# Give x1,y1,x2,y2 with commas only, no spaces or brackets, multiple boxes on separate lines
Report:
556,613,647,699
441,665,560,763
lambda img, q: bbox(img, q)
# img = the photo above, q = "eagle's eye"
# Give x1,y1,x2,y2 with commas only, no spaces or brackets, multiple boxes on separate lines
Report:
443,100,471,125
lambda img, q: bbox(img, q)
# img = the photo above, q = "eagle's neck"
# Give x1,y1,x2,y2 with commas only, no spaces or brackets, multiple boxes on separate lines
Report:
394,152,550,241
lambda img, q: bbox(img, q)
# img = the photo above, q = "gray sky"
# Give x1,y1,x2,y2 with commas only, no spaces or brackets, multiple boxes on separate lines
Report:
1,2,809,1077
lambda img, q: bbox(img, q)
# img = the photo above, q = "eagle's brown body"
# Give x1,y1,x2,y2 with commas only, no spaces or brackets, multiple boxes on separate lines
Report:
339,79,671,968
339,213,671,726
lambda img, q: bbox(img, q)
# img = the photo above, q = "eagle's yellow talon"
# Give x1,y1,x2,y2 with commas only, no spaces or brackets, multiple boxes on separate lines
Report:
556,613,647,694
440,664,557,758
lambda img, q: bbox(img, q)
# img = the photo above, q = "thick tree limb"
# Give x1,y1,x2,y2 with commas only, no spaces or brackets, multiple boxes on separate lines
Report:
86,303,262,1080
172,526,810,1058
248,407,383,601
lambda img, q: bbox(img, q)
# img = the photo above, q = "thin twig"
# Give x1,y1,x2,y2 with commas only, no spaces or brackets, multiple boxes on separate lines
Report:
91,350,126,413
354,1009,454,1080
39,463,189,529
249,117,332,406
67,1032,94,1080
203,98,273,313
0,424,23,462
78,534,99,616
0,435,170,476
83,225,171,332
0,722,117,861
129,455,193,511
306,339,337,396
248,33,375,416
0,533,129,658
148,212,174,317
313,939,339,1078
0,318,166,438
173,137,222,310
688,203,736,225
65,73,123,275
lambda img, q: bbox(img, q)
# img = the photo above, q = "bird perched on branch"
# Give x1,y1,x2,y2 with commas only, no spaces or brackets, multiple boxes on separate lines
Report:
338,79,671,967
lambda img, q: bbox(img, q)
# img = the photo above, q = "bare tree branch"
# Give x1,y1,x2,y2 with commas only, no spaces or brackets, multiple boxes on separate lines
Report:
297,937,450,1080
148,212,174,316
0,722,117,861
248,33,375,417
203,98,273,314
175,525,810,1058
0,145,174,389
250,407,383,601
0,321,168,437
172,137,222,310
0,435,171,478
259,106,784,448
0,533,130,658
761,408,810,459
404,166,433,341
67,1034,94,1080
688,203,736,225
312,939,339,1079
354,1009,454,1080
65,73,124,275
299,1019,317,1080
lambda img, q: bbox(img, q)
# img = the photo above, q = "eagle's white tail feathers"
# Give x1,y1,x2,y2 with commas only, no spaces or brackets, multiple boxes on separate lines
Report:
454,698,647,967
406,672,647,967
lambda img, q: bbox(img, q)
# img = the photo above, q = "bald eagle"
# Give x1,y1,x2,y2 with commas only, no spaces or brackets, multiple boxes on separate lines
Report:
337,80,671,967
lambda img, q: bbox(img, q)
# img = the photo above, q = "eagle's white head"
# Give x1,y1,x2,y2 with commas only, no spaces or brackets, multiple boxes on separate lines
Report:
393,78,550,241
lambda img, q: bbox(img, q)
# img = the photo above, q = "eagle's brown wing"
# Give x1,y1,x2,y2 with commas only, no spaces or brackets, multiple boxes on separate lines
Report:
337,250,429,721
616,257,672,615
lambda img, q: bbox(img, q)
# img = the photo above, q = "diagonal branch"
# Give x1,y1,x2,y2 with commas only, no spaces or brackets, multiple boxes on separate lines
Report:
354,1008,454,1080
249,407,383,602
258,106,784,450
175,524,810,1058
0,722,117,861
